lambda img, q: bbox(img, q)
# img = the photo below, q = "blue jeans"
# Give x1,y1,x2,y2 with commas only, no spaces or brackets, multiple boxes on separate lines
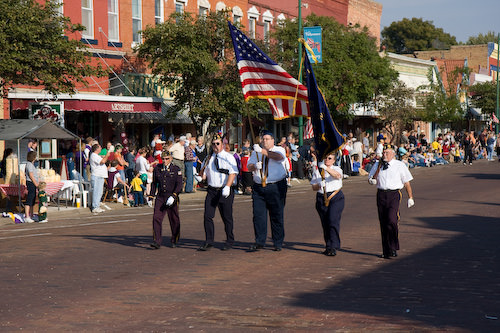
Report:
184,160,194,193
133,191,143,206
90,175,105,210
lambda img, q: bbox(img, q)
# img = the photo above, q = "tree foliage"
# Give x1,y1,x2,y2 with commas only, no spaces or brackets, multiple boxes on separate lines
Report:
376,81,416,144
0,0,104,96
466,31,498,45
381,18,457,54
469,81,497,114
136,11,261,136
417,68,465,125
271,14,398,119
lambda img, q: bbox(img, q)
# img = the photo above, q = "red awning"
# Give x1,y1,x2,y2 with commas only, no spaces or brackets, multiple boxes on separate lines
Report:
11,99,161,113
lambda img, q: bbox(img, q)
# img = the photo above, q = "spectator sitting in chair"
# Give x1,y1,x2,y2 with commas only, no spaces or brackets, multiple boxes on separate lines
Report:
108,160,130,204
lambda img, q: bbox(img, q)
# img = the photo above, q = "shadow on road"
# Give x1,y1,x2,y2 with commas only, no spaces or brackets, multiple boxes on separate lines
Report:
460,172,500,180
289,214,500,331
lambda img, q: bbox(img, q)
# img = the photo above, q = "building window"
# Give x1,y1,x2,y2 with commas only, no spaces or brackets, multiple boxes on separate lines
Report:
175,1,184,14
132,0,142,44
108,0,119,41
81,0,93,39
263,20,271,41
248,17,256,39
199,6,208,17
233,14,241,24
155,0,164,24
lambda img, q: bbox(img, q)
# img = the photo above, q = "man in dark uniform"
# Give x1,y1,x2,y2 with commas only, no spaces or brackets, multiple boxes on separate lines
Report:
368,144,415,259
149,151,183,249
247,130,288,251
198,133,238,251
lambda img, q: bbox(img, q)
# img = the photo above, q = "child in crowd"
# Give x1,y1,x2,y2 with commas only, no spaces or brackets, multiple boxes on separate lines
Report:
351,154,360,176
38,182,48,223
240,149,253,195
130,171,145,206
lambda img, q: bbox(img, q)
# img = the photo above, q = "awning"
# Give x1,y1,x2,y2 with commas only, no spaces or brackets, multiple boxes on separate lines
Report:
0,119,79,140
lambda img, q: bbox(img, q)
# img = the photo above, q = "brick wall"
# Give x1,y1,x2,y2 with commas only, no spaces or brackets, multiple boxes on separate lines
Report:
347,0,382,47
412,44,489,73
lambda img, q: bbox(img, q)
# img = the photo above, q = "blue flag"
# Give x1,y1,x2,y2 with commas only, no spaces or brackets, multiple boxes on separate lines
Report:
303,55,346,161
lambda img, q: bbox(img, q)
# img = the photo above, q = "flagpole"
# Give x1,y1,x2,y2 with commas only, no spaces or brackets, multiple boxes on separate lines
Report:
298,0,304,146
496,33,499,134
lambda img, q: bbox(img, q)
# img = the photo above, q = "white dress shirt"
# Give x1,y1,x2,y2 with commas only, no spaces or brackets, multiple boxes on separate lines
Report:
368,159,413,190
310,165,343,194
248,146,287,184
204,150,238,188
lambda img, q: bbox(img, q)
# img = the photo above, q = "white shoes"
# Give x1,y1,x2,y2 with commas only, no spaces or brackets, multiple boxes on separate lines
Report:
24,217,35,223
117,197,124,204
92,207,105,213
39,219,48,223
101,203,112,210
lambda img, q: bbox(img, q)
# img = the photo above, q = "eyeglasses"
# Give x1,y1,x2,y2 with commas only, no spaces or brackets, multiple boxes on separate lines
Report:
212,142,221,146
326,156,335,160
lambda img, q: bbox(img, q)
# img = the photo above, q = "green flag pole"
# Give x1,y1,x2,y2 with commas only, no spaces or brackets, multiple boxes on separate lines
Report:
496,33,499,134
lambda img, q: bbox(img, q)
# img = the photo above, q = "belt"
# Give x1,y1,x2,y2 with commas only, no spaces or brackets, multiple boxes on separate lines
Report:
378,188,400,192
255,178,286,186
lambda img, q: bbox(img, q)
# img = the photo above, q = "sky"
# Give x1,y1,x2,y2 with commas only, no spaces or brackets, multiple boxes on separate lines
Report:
377,0,500,43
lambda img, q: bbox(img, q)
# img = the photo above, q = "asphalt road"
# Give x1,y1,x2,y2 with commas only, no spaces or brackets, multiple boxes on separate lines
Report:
1,160,499,331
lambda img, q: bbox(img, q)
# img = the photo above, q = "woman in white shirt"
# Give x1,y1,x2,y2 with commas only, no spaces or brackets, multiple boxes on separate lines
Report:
310,152,345,257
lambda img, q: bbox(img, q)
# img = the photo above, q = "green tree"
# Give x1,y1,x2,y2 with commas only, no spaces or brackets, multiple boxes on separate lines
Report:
0,0,104,97
136,11,260,136
376,81,416,144
382,18,457,54
271,14,398,119
469,81,497,114
417,68,465,125
466,31,498,45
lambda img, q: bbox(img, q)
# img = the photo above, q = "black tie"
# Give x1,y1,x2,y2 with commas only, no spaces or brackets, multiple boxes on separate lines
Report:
214,155,229,174
381,161,389,170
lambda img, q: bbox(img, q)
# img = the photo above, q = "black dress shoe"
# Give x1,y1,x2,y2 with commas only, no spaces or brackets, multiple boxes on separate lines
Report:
150,242,161,249
390,250,397,257
221,244,232,251
326,249,336,256
197,243,213,251
273,247,282,252
380,253,391,259
249,244,264,251
171,243,177,248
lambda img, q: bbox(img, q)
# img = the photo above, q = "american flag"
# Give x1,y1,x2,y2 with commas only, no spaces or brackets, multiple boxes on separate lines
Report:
228,21,309,119
492,113,499,123
303,118,314,140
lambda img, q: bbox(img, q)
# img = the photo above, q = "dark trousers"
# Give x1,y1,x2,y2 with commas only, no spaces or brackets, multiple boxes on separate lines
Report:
464,148,473,164
152,194,180,245
251,179,287,247
377,189,401,255
315,190,344,250
203,186,235,245
133,190,143,206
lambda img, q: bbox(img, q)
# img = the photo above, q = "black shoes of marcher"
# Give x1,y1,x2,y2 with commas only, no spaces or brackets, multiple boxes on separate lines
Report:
322,249,336,256
221,243,232,251
150,242,161,249
197,243,213,251
273,247,282,252
391,250,397,257
171,242,177,248
248,244,264,251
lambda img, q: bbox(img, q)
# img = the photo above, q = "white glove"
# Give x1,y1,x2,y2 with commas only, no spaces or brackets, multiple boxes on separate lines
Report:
194,175,203,182
255,161,263,170
407,198,415,208
222,186,230,198
368,178,377,185
253,144,262,153
166,196,175,206
320,180,326,189
318,161,327,170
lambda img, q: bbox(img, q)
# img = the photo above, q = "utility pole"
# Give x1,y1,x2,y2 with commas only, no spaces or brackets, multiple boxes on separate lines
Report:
298,0,304,145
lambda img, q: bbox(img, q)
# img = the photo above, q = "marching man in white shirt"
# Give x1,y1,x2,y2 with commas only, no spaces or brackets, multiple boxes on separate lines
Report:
368,144,414,259
247,130,288,252
310,152,345,257
198,133,238,251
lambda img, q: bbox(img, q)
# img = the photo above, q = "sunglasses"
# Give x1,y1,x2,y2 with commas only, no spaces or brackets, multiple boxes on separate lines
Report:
326,156,335,160
212,142,221,146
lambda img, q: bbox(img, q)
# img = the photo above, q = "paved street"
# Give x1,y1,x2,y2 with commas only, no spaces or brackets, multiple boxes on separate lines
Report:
1,160,499,331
